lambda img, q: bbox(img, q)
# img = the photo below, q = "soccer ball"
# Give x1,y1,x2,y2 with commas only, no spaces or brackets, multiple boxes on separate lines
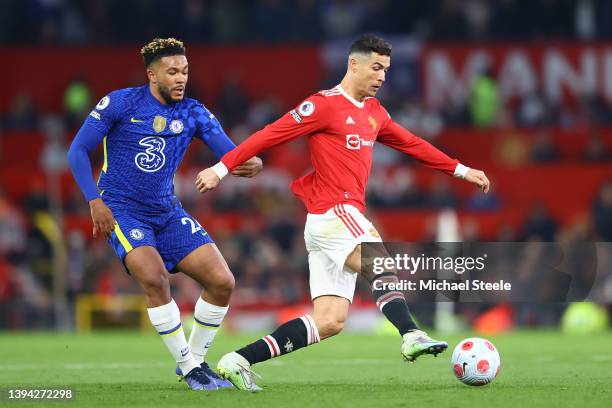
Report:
451,337,500,386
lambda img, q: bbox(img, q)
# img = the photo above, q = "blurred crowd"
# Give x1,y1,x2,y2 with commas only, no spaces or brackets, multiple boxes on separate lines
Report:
2,0,612,44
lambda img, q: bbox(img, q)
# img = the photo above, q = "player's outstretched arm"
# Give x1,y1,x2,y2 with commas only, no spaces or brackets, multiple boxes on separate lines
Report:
195,94,327,193
378,119,491,193
195,105,264,178
219,95,328,173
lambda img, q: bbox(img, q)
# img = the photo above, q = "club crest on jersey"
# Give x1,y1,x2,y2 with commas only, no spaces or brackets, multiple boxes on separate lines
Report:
346,134,361,150
153,115,167,133
130,228,144,240
298,100,315,117
96,96,110,110
170,119,184,134
368,116,377,131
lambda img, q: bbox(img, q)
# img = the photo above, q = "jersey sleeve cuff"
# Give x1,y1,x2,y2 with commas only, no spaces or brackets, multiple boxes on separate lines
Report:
454,163,470,179
212,162,229,179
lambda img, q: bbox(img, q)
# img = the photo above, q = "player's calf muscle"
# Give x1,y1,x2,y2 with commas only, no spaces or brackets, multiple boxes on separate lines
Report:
312,296,349,339
312,315,345,339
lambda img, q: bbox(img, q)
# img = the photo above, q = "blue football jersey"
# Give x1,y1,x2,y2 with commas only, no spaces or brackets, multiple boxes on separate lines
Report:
83,85,235,211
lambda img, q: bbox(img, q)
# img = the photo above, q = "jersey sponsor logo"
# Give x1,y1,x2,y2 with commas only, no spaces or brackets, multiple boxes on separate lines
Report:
289,109,302,123
298,100,315,117
89,111,101,120
135,137,166,172
346,134,375,150
361,139,375,147
130,117,144,123
153,115,167,133
96,96,110,110
368,116,378,131
346,134,361,150
170,119,184,134
129,228,144,240
345,116,355,125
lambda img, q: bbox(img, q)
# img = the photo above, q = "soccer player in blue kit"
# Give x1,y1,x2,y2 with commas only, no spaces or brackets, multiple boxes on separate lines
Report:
67,38,262,391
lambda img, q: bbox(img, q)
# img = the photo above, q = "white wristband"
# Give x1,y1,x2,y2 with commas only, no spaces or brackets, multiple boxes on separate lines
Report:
212,162,229,179
454,163,470,179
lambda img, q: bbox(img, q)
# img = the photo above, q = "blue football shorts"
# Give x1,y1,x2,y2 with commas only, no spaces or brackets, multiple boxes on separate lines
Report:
106,203,213,273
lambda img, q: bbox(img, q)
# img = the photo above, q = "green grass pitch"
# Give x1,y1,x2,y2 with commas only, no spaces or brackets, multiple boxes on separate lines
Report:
0,330,611,407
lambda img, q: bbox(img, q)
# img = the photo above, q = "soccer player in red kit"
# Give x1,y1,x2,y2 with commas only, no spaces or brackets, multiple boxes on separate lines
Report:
196,34,490,391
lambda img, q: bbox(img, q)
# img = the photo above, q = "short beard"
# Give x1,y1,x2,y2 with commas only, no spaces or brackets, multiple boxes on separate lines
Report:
158,85,178,104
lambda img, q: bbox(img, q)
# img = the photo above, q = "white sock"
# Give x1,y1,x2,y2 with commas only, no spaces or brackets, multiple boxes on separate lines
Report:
188,297,229,364
147,299,199,375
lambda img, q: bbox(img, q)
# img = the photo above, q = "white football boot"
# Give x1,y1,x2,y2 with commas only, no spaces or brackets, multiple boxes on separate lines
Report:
401,330,448,362
217,352,263,392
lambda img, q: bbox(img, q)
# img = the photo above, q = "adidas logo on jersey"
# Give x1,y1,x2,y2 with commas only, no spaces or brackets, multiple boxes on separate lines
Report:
345,116,355,125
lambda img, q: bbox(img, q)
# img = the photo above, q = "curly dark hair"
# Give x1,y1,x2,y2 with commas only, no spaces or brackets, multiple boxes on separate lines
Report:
349,34,392,57
141,37,186,68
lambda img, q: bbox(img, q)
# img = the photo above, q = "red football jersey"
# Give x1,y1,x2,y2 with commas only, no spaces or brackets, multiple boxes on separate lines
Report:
221,85,459,214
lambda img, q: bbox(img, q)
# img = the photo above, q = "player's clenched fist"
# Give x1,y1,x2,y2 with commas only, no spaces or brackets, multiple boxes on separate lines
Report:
89,198,116,238
464,168,491,193
195,168,220,193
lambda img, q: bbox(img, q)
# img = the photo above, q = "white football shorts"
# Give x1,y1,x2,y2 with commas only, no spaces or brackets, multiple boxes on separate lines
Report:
304,204,383,302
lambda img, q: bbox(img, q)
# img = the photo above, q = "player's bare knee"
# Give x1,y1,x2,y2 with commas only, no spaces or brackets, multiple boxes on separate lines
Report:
212,270,235,296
